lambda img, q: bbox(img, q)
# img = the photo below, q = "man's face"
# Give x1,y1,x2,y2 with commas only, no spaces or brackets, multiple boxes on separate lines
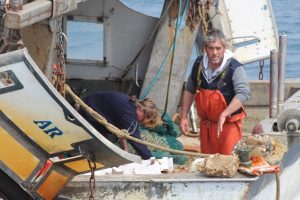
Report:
205,39,226,69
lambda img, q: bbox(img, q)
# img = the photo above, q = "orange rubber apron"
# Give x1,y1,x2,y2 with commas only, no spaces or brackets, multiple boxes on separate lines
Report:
195,88,246,155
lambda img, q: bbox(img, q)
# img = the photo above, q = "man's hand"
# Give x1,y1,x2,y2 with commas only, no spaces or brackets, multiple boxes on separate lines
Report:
217,112,227,138
217,97,243,138
180,117,190,133
179,90,195,134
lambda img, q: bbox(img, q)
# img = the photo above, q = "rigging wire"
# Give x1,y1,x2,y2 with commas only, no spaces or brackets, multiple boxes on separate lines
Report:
120,0,175,79
162,0,183,117
140,0,190,100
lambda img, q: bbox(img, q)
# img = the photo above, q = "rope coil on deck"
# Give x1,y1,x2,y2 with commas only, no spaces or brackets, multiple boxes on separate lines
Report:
65,84,209,158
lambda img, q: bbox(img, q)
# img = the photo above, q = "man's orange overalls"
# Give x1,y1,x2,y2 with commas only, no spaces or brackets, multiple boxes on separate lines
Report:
194,60,246,155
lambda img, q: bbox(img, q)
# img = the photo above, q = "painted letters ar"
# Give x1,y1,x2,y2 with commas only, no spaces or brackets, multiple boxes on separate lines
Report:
34,120,63,139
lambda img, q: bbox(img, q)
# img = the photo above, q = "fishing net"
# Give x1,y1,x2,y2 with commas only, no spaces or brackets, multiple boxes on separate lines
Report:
128,114,188,165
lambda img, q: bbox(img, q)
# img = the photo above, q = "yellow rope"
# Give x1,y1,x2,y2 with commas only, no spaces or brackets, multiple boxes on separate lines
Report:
183,131,200,137
65,84,210,158
172,113,200,137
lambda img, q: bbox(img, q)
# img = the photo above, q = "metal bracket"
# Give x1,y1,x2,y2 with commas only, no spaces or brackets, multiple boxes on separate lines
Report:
77,143,96,163
52,0,80,18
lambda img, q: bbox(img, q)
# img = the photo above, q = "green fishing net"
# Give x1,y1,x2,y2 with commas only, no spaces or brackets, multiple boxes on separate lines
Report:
127,113,187,165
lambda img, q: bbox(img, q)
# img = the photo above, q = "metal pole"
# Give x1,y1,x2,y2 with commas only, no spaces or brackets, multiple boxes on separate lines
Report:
270,50,278,118
278,33,287,114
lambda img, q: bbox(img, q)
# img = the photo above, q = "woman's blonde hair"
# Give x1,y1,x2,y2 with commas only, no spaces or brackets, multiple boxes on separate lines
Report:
133,98,162,128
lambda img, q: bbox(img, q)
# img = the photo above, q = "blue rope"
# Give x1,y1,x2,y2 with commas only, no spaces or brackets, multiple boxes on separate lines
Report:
162,0,183,117
140,0,189,99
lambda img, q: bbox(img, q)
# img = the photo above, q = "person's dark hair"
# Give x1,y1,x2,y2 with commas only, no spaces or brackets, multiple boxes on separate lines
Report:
203,29,227,48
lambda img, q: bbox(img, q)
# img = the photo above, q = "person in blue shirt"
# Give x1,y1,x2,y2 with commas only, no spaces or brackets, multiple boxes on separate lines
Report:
78,91,161,160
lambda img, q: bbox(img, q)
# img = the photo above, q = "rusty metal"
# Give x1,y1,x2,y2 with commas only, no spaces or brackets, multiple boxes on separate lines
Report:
0,29,23,54
197,0,215,39
199,2,208,34
52,17,66,96
186,0,202,31
88,160,96,200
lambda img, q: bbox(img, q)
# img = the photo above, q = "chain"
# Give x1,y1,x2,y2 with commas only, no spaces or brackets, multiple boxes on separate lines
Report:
58,17,65,67
198,1,208,35
88,160,96,200
258,59,264,80
197,0,213,53
52,17,66,96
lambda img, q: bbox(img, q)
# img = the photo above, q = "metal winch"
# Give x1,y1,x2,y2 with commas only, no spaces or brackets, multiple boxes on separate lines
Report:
277,108,300,132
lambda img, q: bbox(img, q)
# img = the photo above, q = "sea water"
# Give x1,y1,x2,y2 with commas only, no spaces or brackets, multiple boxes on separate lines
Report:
119,0,300,80
69,0,300,80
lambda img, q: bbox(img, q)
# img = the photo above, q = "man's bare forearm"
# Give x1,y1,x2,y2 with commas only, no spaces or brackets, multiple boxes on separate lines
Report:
181,90,195,119
222,96,243,117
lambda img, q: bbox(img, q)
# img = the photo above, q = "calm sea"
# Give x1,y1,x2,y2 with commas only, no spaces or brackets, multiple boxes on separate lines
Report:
69,0,300,80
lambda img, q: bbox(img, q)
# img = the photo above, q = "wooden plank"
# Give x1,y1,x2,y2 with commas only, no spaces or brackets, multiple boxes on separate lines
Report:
5,0,52,29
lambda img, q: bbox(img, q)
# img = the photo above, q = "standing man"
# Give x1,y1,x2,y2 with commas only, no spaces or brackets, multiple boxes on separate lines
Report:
180,29,250,155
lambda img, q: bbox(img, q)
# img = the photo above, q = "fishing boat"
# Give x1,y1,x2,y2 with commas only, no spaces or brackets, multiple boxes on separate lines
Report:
0,0,299,199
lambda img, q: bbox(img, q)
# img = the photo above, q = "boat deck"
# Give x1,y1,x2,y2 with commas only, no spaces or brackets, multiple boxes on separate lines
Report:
72,171,259,183
59,172,258,200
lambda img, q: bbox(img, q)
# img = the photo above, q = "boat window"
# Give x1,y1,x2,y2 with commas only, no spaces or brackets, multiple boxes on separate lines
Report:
119,0,164,17
67,20,103,61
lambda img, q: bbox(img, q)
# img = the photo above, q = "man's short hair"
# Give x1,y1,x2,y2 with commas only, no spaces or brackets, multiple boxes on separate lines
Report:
203,29,227,47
